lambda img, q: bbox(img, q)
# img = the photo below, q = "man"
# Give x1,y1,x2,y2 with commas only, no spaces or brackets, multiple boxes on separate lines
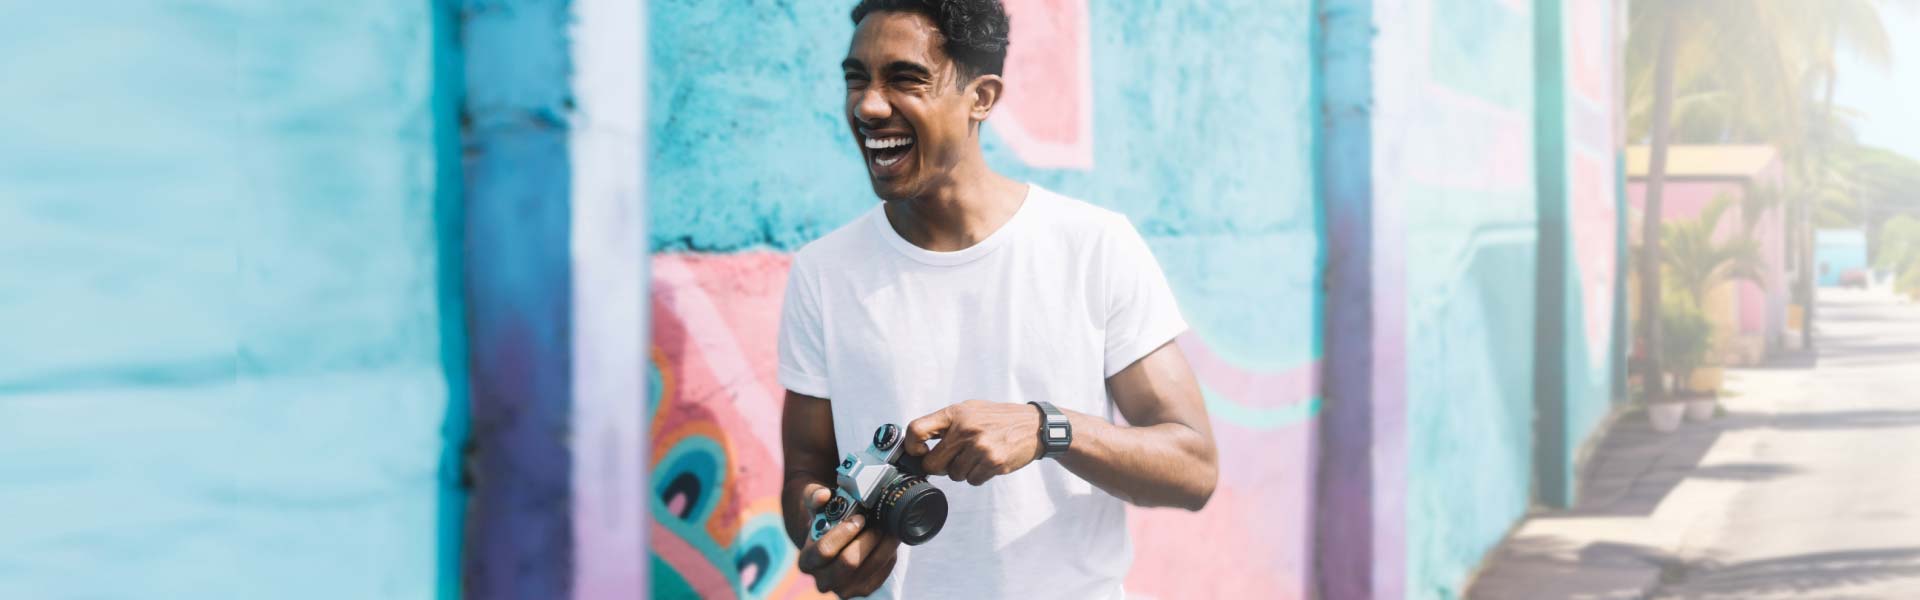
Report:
778,1,1218,598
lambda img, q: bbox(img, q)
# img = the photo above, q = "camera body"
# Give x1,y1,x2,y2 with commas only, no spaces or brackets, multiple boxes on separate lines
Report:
809,424,949,546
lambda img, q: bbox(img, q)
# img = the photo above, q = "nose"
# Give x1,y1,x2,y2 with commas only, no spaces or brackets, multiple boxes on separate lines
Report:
853,86,891,125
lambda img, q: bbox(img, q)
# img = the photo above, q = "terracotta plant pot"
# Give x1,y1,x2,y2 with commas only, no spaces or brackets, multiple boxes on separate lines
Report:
1686,397,1717,421
1688,367,1723,395
1649,403,1686,432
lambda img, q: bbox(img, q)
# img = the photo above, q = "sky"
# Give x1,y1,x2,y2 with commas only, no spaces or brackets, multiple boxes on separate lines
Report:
1834,6,1920,162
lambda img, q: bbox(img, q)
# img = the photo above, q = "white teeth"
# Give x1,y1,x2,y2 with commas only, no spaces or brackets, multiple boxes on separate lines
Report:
863,136,913,150
876,153,903,167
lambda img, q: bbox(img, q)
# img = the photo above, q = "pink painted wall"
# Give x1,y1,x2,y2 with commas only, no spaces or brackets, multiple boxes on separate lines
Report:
648,254,825,600
644,0,1323,597
1626,173,1787,341
646,252,1321,599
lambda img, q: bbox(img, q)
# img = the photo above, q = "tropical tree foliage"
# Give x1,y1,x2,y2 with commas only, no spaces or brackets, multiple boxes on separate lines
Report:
1662,194,1770,309
1879,216,1920,297
1626,0,1909,397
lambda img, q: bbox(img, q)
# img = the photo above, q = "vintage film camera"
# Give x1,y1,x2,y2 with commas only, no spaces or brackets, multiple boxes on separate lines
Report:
809,424,949,545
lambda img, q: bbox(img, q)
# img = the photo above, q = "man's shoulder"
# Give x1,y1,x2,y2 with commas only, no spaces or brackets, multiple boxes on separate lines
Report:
792,203,881,270
1027,186,1137,244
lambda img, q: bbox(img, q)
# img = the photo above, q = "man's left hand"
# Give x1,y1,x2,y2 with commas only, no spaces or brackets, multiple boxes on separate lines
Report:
903,400,1045,486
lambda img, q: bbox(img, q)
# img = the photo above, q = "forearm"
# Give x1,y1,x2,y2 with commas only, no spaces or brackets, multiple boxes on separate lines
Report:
781,470,834,548
1056,409,1217,510
780,390,842,548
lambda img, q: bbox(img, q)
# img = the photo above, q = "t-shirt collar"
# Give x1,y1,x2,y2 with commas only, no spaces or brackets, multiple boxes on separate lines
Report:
871,184,1039,267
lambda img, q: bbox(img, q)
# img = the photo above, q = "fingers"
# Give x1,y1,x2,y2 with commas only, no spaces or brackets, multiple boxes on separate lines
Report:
903,407,952,456
838,534,901,598
919,434,963,476
798,514,866,575
823,526,885,595
965,458,1003,486
822,526,902,598
944,445,984,485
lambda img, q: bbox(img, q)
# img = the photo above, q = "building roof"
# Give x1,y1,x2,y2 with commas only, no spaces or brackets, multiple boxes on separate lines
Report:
1625,145,1780,180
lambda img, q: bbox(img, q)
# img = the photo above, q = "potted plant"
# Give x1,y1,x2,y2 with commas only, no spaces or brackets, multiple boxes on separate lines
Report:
1661,295,1715,426
1660,195,1764,419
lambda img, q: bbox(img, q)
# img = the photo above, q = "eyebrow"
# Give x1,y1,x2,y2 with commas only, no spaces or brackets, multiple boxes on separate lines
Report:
883,61,933,78
839,58,935,78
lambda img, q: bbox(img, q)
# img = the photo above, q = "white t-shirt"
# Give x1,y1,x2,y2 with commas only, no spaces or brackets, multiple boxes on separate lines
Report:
777,184,1188,599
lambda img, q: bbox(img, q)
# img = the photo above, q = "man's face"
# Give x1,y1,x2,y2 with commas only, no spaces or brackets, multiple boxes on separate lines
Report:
842,11,979,201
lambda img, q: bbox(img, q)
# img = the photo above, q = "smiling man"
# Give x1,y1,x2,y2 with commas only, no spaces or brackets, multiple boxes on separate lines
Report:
777,1,1220,598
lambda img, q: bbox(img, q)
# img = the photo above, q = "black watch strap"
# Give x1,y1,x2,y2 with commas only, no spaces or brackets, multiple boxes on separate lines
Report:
1029,401,1071,459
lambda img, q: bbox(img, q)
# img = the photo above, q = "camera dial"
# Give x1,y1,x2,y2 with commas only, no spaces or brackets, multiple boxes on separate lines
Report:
824,495,852,520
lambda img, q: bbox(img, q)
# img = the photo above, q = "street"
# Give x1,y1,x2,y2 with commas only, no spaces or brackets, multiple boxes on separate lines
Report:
1650,288,1920,598
1469,289,1920,599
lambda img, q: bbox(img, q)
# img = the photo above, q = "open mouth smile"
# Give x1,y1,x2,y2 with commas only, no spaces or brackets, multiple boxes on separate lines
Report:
863,135,915,174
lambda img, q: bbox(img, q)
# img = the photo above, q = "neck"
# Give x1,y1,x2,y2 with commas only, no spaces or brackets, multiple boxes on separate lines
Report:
884,153,1026,252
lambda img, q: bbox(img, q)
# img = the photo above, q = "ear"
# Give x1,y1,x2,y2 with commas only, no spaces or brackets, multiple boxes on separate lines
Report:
967,74,1004,123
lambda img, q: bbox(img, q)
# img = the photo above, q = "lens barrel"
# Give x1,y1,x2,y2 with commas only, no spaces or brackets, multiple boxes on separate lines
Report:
878,477,947,545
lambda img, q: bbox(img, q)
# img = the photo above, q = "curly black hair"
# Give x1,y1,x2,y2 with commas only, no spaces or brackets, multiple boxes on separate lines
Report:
851,0,1011,79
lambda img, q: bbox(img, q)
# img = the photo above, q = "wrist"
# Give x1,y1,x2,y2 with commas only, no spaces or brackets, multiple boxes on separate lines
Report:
1027,401,1072,460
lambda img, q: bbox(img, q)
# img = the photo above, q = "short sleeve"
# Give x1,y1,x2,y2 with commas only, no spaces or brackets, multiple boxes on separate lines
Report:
1100,215,1190,378
777,254,832,398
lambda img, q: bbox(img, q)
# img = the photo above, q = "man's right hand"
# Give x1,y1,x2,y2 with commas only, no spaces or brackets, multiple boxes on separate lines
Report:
796,486,901,598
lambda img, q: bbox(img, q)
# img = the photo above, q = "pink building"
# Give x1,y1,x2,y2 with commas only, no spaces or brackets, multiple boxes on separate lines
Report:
1627,145,1790,365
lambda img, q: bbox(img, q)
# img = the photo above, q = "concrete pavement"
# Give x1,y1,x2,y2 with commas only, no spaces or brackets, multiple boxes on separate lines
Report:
1465,289,1920,599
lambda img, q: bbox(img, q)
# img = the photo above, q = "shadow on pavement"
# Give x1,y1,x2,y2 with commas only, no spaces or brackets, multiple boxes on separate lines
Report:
1653,547,1920,598
1744,348,1818,371
1754,409,1920,431
1467,535,1674,599
1561,408,1771,517
1684,462,1801,481
1812,341,1920,359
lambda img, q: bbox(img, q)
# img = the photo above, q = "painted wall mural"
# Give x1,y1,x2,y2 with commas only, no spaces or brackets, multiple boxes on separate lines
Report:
646,0,1320,598
0,2,460,598
994,0,1094,169
648,254,821,600
1378,0,1542,597
1563,0,1622,448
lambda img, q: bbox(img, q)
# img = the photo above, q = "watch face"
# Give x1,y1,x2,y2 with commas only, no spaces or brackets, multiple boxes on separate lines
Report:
1048,425,1069,440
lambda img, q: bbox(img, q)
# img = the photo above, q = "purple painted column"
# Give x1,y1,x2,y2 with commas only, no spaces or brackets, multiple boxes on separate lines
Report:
568,0,649,596
1315,0,1408,597
461,0,648,597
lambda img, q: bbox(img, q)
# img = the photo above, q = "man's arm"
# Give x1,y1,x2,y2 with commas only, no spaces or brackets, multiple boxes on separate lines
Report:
1062,340,1218,509
903,340,1218,510
780,391,841,546
781,391,902,598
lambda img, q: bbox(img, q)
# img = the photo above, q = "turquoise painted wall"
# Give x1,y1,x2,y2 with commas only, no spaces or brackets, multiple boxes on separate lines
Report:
1816,229,1870,286
1384,0,1541,597
1536,0,1612,507
647,0,1322,597
648,0,1320,366
0,2,462,597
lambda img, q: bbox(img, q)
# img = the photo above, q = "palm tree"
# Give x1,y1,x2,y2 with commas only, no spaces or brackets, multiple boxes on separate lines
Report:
1662,193,1769,310
1626,0,1898,396
1787,1,1896,349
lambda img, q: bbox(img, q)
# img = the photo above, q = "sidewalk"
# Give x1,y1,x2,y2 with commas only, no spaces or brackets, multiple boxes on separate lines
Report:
1464,354,1807,599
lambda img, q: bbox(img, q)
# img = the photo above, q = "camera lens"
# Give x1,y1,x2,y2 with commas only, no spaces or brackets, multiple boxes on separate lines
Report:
878,477,947,546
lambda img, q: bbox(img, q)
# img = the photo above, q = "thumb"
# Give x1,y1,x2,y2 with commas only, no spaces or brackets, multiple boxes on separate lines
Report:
807,485,833,512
